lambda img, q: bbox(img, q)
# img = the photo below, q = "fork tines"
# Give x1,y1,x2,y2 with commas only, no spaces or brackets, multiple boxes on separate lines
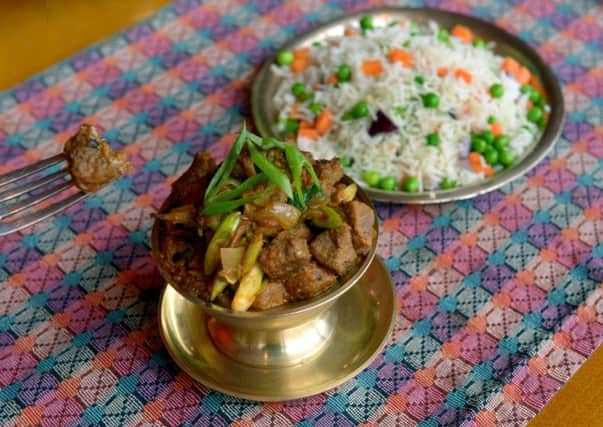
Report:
0,154,88,236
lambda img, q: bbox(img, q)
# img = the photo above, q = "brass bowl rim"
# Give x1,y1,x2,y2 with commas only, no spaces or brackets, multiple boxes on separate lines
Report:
251,6,566,204
151,175,379,320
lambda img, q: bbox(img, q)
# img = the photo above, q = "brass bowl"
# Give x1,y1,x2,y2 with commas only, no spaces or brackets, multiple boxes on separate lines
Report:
251,7,565,204
151,176,380,368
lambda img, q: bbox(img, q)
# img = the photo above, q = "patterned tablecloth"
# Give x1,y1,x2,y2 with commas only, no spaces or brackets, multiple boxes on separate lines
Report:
0,0,601,425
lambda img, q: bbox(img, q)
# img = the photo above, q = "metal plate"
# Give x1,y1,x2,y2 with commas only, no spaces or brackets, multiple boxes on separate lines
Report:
251,7,565,204
158,257,396,401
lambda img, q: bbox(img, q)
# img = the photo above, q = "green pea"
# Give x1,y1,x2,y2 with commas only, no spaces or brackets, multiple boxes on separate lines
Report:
481,130,495,143
276,50,294,66
473,38,486,48
351,101,369,118
362,170,381,187
487,115,497,125
471,137,487,154
534,97,546,108
378,176,398,191
490,83,504,98
414,75,425,85
484,147,499,165
537,116,546,130
440,177,457,189
300,92,314,102
402,176,420,192
291,82,305,98
340,156,352,168
422,92,440,108
309,102,324,115
529,90,541,103
527,106,543,123
437,28,449,42
520,84,532,94
336,64,351,82
312,41,323,47
403,40,411,48
493,135,510,150
426,133,440,146
499,149,514,167
285,119,299,134
341,111,354,121
360,16,374,30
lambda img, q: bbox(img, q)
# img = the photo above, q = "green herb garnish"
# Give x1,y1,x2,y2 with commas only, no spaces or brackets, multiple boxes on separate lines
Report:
202,126,322,216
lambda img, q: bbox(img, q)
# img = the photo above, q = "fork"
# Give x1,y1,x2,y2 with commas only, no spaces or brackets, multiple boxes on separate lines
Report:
0,154,89,236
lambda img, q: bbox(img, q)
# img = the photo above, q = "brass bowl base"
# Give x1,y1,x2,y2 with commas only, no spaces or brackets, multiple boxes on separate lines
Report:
158,257,397,401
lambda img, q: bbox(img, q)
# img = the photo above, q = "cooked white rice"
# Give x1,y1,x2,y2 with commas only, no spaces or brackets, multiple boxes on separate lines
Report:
270,19,545,192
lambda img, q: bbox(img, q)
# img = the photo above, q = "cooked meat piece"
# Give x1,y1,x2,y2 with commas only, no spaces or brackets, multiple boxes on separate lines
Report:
312,159,343,198
345,200,376,254
252,281,289,310
164,231,195,265
285,262,337,300
231,150,256,179
315,159,344,186
177,269,210,300
170,151,216,206
331,183,347,206
310,224,358,276
259,224,312,280
63,124,132,192
266,148,287,170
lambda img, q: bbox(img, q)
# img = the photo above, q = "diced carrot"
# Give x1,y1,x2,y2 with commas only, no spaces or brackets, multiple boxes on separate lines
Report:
362,59,383,76
327,75,338,84
527,100,533,109
468,152,482,168
291,57,309,73
468,152,494,176
454,69,473,84
315,109,333,135
291,49,310,73
437,67,448,77
451,25,474,43
491,122,502,136
516,66,531,84
344,28,356,37
298,128,319,140
299,120,313,130
501,57,520,75
388,49,413,68
293,48,309,59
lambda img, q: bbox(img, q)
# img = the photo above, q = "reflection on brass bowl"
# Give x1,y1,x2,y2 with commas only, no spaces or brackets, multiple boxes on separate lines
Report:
151,175,384,370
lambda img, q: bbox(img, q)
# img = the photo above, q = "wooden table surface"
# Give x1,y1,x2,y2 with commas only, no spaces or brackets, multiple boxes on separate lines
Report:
0,2,600,426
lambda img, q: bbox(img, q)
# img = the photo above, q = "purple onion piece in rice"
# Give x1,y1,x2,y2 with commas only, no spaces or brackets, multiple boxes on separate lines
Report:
368,111,398,136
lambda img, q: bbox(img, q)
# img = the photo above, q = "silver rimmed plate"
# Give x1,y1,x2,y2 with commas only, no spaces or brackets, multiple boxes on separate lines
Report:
251,7,564,204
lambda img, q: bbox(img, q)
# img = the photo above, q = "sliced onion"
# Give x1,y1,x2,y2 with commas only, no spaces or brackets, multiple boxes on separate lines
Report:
220,247,245,284
250,201,301,229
